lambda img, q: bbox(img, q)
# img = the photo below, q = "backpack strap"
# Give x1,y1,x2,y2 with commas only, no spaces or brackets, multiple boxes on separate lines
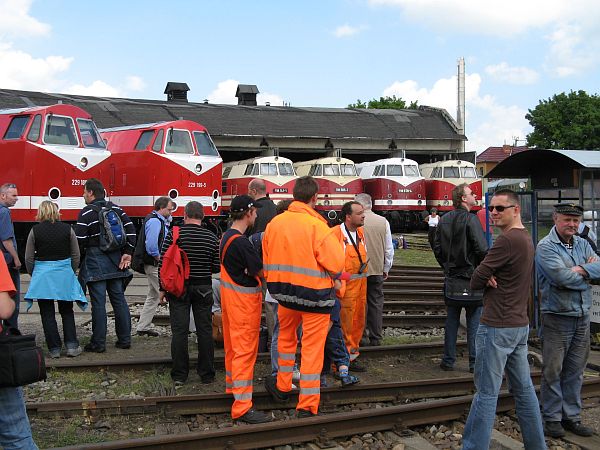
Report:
220,233,242,264
172,226,180,244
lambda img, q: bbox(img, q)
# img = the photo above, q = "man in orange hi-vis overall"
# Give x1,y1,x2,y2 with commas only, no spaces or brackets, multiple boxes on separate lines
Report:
220,195,272,424
333,201,368,371
263,176,345,418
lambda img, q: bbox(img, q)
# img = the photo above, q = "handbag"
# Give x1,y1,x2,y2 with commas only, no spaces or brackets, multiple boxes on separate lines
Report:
0,323,47,388
443,213,484,307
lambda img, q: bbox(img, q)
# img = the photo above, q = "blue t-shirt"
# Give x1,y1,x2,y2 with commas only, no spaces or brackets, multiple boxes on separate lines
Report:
0,205,17,265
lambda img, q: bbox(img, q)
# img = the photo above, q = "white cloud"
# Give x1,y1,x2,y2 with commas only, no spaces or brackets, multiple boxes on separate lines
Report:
545,22,599,77
333,24,367,38
484,62,539,85
0,0,51,38
206,79,283,106
125,75,146,92
64,80,122,97
381,73,530,152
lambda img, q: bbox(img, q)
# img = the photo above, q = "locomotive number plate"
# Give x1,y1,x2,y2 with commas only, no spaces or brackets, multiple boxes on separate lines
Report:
273,188,288,193
398,188,413,193
335,187,349,192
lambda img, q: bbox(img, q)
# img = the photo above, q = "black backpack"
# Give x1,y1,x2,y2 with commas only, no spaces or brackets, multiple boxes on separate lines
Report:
89,202,127,252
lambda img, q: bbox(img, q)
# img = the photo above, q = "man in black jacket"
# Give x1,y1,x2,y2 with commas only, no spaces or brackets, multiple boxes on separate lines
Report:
433,183,488,373
247,179,277,234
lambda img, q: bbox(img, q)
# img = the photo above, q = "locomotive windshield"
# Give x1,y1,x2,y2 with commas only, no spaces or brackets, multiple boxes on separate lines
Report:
3,115,30,140
260,163,277,175
404,165,420,177
77,119,106,149
340,164,357,176
278,163,295,176
165,129,194,154
44,115,78,146
323,164,340,176
443,167,460,178
461,167,477,178
386,165,403,176
193,131,220,156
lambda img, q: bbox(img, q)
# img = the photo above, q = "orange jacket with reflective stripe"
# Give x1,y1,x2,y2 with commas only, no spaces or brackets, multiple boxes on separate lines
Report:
332,225,368,299
263,201,345,313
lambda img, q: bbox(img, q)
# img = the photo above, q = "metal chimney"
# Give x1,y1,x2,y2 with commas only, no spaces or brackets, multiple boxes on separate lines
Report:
235,84,259,106
457,57,466,152
164,82,190,102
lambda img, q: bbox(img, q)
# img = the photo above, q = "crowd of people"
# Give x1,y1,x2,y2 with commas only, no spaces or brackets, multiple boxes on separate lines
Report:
0,177,598,447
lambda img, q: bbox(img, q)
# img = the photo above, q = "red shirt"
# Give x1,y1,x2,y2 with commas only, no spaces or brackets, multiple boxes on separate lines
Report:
0,257,16,297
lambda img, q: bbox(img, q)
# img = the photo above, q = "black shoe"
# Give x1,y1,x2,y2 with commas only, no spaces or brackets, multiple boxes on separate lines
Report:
264,375,289,403
544,421,565,438
137,330,159,337
349,360,367,372
236,408,272,424
369,340,382,347
201,377,215,384
562,420,594,437
469,367,474,373
84,343,106,353
340,374,360,387
296,409,317,418
115,341,131,349
439,363,454,371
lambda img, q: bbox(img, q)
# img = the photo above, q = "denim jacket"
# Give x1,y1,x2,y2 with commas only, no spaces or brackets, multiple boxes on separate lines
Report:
536,226,600,316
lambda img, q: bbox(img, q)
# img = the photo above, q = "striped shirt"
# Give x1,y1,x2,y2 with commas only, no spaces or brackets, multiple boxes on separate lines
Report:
159,223,220,282
74,199,137,254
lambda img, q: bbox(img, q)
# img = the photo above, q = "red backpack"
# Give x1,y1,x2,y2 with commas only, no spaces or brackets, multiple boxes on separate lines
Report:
159,226,190,297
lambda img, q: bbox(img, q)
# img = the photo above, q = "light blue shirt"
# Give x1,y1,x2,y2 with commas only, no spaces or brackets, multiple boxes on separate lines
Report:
145,213,169,258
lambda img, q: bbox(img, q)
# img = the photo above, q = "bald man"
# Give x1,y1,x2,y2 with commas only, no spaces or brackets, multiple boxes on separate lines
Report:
247,179,277,234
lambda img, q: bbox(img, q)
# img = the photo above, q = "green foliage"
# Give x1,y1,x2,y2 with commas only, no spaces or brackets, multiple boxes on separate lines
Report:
525,90,600,149
348,95,418,110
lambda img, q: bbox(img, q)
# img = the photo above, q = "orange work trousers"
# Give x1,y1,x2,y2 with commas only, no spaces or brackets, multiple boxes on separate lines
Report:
221,287,262,419
340,276,367,360
276,305,330,414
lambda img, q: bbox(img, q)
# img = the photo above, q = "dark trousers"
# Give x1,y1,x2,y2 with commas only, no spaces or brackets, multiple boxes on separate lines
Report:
365,275,384,345
323,299,350,374
87,278,131,348
38,300,79,351
5,267,20,329
169,284,215,382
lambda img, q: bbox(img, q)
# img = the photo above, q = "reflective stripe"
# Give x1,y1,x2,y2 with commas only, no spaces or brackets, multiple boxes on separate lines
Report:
233,379,253,388
264,264,330,279
299,373,321,381
279,352,296,361
226,382,233,389
221,280,261,294
279,365,294,373
350,273,368,280
272,293,335,308
299,387,320,395
225,371,232,377
233,392,253,401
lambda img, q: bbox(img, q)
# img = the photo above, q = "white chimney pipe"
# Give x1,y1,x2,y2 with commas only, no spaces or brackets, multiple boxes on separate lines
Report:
457,57,466,152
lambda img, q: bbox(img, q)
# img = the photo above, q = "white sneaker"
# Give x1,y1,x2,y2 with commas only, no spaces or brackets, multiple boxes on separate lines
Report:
66,346,82,357
292,368,301,383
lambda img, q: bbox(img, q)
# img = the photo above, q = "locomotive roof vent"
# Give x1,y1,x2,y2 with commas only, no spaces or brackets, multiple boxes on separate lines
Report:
236,84,259,106
164,82,190,103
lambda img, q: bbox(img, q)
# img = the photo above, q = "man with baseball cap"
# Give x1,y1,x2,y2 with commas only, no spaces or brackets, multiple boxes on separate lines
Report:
536,202,600,438
220,195,271,424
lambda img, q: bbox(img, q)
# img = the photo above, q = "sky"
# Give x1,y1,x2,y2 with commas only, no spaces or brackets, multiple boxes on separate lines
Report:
0,0,598,153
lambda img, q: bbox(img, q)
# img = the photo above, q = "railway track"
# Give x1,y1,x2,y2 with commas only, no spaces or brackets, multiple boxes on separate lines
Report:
50,378,600,450
44,341,467,372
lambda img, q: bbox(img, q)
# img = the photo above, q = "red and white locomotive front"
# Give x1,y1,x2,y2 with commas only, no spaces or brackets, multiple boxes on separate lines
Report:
420,160,482,212
100,120,222,219
0,104,110,223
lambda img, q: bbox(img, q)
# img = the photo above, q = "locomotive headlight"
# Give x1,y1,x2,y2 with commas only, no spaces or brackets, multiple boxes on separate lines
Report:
387,194,392,199
418,194,422,198
443,200,450,206
212,202,218,211
80,157,88,168
212,190,219,199
418,200,422,205
387,200,393,205
324,200,330,206
195,164,202,174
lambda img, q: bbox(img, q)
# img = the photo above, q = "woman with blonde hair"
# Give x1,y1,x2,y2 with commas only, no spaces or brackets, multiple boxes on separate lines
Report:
24,201,87,358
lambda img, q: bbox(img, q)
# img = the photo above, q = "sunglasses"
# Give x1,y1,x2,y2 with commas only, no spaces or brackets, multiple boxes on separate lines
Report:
487,205,516,212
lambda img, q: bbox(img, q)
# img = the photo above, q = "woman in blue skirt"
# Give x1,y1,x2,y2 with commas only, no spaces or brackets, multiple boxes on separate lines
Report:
25,201,87,358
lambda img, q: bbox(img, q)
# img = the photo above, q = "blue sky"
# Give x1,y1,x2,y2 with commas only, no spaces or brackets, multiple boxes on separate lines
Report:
1,0,598,152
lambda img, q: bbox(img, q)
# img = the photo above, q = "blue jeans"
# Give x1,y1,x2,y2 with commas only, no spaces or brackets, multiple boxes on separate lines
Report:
541,313,590,423
462,324,545,450
442,304,481,369
87,278,131,348
0,387,38,450
323,298,350,374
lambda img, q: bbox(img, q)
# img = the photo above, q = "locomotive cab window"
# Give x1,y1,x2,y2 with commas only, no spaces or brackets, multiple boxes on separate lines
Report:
223,166,233,178
443,167,460,178
278,163,295,176
260,163,277,176
193,131,220,156
26,115,42,142
3,115,30,140
251,164,259,176
77,119,106,149
152,129,164,152
44,115,78,146
244,164,254,176
431,167,442,178
340,164,356,176
323,164,340,176
134,130,155,150
308,164,322,176
404,165,420,177
373,165,384,176
386,165,403,176
165,129,193,154
461,167,477,178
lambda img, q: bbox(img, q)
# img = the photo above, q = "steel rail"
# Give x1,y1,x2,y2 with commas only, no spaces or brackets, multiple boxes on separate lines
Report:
51,378,600,450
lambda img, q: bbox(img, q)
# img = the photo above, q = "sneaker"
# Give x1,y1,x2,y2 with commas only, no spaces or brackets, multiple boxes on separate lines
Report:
320,375,328,388
562,420,594,437
439,363,454,371
115,341,131,349
66,346,82,357
340,374,360,387
236,408,272,424
173,380,185,388
84,343,106,353
292,368,301,383
296,409,317,418
48,348,61,359
349,360,367,372
544,421,565,438
137,330,159,337
264,375,290,403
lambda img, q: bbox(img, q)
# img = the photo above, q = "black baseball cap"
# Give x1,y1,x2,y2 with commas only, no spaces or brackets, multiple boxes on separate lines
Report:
230,194,262,213
554,203,583,216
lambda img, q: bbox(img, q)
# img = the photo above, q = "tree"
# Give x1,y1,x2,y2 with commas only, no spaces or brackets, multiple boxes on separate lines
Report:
525,90,600,150
348,95,418,110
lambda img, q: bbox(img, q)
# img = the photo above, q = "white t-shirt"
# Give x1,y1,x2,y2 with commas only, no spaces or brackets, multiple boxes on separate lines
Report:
428,215,439,227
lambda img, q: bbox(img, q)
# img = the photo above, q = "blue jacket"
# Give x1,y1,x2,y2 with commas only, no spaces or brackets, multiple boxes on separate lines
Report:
536,226,600,316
